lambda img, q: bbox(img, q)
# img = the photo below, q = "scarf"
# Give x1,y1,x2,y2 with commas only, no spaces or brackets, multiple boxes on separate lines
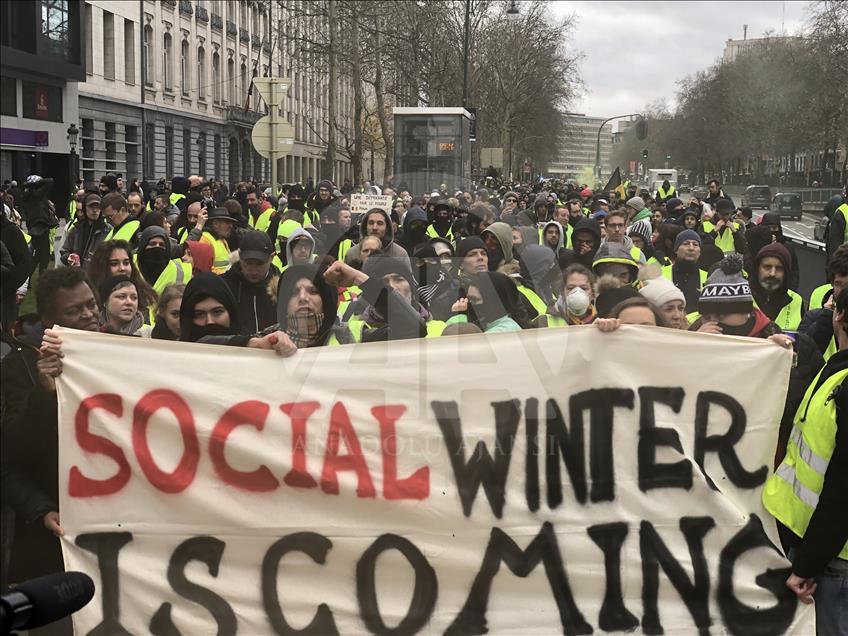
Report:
285,311,324,347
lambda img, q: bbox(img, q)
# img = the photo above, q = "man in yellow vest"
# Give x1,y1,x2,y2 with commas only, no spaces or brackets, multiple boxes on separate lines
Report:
661,229,707,311
200,207,236,274
750,243,806,331
101,192,140,246
798,245,848,361
655,179,676,203
824,183,847,257
135,226,192,297
763,285,848,633
702,199,746,254
246,187,274,233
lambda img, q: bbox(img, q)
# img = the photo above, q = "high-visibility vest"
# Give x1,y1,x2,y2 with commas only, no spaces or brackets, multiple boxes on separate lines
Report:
545,314,568,328
661,264,708,287
753,289,804,331
249,207,275,233
762,365,848,561
169,192,185,207
837,203,848,243
275,219,303,241
702,220,739,253
426,224,454,242
809,283,832,311
104,218,140,243
657,184,676,199
347,318,444,341
200,231,231,274
516,284,549,318
176,226,191,244
823,336,837,362
137,259,191,322
337,238,352,263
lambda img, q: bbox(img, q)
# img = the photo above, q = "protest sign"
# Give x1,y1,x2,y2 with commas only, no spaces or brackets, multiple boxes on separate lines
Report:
350,193,394,215
56,326,812,634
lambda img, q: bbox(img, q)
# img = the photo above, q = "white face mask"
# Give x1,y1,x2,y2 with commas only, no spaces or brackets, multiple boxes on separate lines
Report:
565,287,591,316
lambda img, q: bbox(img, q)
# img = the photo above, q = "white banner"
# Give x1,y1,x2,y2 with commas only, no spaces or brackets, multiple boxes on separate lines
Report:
56,326,813,635
350,193,394,216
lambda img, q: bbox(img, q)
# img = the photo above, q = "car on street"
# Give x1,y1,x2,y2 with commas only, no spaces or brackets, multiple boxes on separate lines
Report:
692,186,708,200
741,185,772,209
772,192,802,220
679,184,692,194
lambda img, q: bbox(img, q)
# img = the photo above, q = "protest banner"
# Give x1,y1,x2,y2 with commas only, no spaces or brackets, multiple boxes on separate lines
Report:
56,326,813,635
350,193,394,215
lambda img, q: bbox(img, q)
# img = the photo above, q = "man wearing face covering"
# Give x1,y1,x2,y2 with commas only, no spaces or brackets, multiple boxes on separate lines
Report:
179,272,296,355
515,244,560,320
136,226,192,297
413,243,460,321
426,199,455,241
399,206,429,254
272,263,352,346
448,271,523,333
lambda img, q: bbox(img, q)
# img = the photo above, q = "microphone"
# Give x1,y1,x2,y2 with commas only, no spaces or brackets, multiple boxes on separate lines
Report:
0,571,94,634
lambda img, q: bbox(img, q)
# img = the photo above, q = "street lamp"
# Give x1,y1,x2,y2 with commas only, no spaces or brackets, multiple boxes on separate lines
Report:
505,1,520,18
593,113,642,185
67,123,79,187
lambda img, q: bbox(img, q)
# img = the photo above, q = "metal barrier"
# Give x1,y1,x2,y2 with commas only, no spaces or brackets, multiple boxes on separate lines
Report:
786,234,827,300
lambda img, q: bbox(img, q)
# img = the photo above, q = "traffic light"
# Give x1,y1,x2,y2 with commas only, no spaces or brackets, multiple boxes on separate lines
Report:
641,149,648,160
635,118,648,140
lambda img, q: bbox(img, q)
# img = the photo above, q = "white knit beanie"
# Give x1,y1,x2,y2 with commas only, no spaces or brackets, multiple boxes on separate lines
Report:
639,276,685,307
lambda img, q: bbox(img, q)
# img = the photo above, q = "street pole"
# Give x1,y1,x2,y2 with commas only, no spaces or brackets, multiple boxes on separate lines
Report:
269,80,277,195
594,112,642,184
462,0,470,108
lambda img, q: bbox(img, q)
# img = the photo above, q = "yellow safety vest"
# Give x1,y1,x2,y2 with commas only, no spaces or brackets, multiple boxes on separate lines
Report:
702,220,739,253
837,203,848,243
249,207,275,233
152,259,191,296
762,365,848,560
545,315,568,328
824,336,837,362
661,264,709,287
809,284,832,311
426,224,454,242
769,290,804,331
276,219,303,241
516,284,549,318
176,226,191,244
347,318,444,341
169,192,185,207
657,185,676,199
337,238,353,262
104,218,140,243
200,231,231,274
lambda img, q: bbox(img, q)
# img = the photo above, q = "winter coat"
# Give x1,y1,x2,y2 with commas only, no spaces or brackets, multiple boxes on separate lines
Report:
344,209,410,267
0,215,32,303
221,262,279,335
60,218,109,268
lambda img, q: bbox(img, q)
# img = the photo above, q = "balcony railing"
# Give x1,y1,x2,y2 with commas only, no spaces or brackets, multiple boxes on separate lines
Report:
162,0,176,7
226,21,237,37
251,34,261,47
211,13,223,29
195,6,208,23
225,105,263,125
239,28,250,43
178,0,193,16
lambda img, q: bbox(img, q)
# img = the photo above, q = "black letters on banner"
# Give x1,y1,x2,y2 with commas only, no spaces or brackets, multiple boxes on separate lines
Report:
75,532,133,636
570,388,635,503
525,398,540,512
261,532,339,635
718,514,797,636
587,523,639,632
639,517,716,635
537,398,588,508
431,399,521,518
445,522,592,636
694,392,767,490
356,534,438,636
149,536,236,636
638,387,693,492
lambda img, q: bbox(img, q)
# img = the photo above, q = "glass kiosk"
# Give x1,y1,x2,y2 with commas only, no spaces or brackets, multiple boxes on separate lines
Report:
393,107,473,195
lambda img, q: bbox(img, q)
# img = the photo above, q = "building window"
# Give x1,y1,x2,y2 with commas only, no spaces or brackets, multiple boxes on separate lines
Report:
183,128,191,174
143,25,154,86
214,133,221,178
124,19,135,85
165,126,174,176
82,118,95,186
21,81,63,122
105,122,117,171
197,46,206,100
197,132,206,176
0,77,16,116
239,61,247,107
252,7,259,33
163,32,172,91
84,3,92,75
126,125,138,182
212,51,221,103
41,0,75,62
180,38,190,96
143,123,155,178
239,2,247,26
227,57,235,104
103,10,115,80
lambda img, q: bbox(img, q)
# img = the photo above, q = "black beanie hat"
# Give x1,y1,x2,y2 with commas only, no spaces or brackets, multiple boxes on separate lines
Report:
456,236,487,258
98,275,134,305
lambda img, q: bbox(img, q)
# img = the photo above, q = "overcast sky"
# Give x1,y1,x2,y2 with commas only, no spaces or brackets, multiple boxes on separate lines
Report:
548,1,811,126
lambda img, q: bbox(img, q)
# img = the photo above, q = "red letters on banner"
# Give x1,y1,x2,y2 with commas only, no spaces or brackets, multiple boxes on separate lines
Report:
69,392,429,501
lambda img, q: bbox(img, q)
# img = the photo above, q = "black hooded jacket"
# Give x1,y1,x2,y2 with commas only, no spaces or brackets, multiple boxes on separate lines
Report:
760,213,800,291
275,264,342,346
222,262,279,335
179,271,250,345
571,218,602,268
